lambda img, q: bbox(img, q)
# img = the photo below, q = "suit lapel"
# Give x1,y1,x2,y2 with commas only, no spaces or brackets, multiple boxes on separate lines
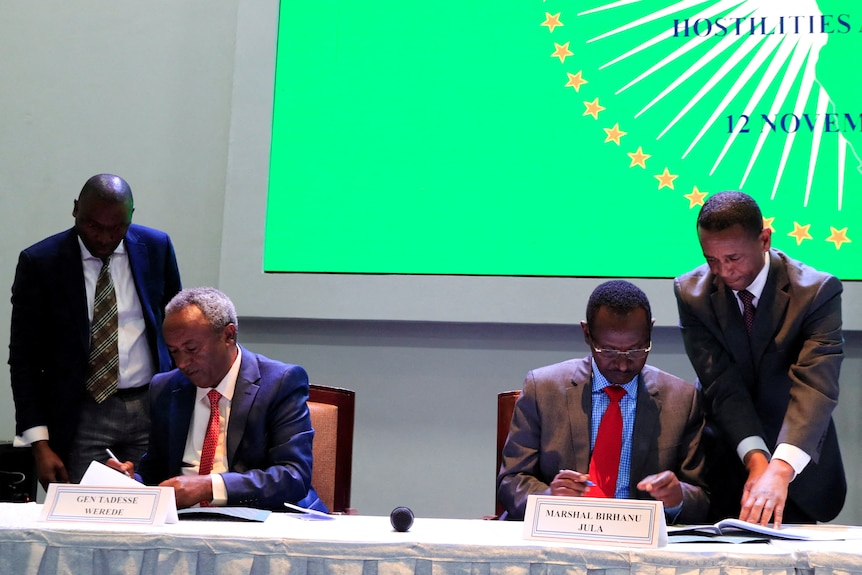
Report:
566,358,593,473
168,380,196,474
124,227,151,310
750,251,789,363
710,276,755,373
630,373,660,487
226,348,261,467
59,230,90,355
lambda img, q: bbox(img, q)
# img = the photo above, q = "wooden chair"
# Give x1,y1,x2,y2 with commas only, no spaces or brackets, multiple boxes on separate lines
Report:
308,384,356,513
493,390,521,518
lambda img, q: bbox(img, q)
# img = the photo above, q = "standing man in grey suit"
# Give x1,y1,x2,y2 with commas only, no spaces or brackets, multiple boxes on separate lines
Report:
497,280,708,523
674,191,845,527
9,174,182,486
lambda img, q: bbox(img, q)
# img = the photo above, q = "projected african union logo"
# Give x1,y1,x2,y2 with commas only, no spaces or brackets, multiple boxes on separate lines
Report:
539,0,858,279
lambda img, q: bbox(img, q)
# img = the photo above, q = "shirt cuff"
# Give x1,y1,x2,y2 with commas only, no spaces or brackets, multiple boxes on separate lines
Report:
664,500,684,524
773,443,810,478
13,426,50,447
736,436,770,462
210,473,228,506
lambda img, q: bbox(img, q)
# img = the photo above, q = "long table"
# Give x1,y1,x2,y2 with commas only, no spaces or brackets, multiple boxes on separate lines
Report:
2,503,862,575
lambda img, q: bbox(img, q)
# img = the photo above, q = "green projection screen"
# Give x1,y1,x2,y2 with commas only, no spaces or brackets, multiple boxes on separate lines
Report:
265,0,860,279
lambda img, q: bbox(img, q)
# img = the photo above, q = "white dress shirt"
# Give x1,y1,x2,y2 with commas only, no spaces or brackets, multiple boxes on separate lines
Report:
181,347,242,505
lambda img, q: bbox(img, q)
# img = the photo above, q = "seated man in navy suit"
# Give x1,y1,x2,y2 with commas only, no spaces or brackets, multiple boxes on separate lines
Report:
110,287,325,511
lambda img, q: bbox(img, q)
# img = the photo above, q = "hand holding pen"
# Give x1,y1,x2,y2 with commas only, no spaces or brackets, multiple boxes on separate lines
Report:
105,448,135,478
550,469,594,497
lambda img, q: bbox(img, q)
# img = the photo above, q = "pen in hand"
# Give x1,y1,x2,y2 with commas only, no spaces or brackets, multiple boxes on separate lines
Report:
105,448,132,477
558,469,595,486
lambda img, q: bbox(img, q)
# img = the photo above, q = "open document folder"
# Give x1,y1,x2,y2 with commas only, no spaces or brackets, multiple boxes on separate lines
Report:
668,518,862,542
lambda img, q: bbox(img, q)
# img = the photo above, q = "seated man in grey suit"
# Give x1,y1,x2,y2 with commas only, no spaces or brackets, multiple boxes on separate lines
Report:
497,280,708,523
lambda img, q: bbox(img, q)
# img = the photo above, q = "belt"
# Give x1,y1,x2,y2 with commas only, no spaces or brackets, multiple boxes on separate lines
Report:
114,384,150,398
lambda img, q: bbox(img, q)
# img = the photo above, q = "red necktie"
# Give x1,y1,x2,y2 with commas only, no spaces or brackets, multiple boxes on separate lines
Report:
199,389,221,476
739,289,756,335
586,385,626,499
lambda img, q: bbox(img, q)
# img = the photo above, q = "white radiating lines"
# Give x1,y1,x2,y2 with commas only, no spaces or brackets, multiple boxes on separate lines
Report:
578,0,850,209
771,37,822,201
802,77,830,206
578,0,647,19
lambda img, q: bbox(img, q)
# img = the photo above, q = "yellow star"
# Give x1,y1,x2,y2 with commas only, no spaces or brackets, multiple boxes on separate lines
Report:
654,167,678,190
762,216,775,232
551,42,573,63
787,222,812,245
826,226,852,250
541,12,563,33
565,71,587,92
627,146,650,169
603,123,627,145
684,186,708,208
583,98,605,120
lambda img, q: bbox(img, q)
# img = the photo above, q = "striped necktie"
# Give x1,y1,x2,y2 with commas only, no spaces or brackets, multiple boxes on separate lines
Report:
85,257,119,403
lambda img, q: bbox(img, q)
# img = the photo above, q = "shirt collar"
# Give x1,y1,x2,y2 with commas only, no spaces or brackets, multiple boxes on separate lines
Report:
77,236,126,261
590,357,639,397
196,346,242,403
734,250,770,301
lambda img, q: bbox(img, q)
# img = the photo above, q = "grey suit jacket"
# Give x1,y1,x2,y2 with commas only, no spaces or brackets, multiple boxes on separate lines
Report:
674,248,845,521
496,356,708,523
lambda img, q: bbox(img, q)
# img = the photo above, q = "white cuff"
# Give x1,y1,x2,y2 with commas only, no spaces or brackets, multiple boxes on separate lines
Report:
210,473,228,506
14,426,50,447
736,436,770,462
772,444,810,478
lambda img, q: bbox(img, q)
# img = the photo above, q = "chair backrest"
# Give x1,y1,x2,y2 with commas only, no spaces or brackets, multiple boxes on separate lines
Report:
308,384,355,513
495,390,521,517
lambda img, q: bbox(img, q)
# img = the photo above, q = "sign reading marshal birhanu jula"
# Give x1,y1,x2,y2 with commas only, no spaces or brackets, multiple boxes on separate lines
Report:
523,495,667,547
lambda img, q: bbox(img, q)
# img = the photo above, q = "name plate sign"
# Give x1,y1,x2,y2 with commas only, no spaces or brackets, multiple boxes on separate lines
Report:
523,494,667,548
39,484,177,526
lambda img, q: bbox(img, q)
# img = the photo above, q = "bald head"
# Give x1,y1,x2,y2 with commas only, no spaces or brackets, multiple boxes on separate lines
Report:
73,174,135,259
79,174,134,208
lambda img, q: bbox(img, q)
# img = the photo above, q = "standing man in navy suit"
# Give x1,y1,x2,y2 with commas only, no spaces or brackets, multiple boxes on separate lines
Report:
109,287,326,512
9,173,182,486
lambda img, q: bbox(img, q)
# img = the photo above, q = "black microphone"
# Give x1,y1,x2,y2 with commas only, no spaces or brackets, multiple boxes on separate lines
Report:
390,506,414,532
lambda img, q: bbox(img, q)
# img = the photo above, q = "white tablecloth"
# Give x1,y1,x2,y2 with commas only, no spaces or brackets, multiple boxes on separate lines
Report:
1,503,861,575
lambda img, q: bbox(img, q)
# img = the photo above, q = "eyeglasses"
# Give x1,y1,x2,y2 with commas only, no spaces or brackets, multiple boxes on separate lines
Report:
589,340,652,361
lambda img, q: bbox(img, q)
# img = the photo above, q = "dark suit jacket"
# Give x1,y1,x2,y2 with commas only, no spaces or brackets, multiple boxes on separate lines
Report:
674,248,845,521
497,356,709,523
137,348,326,512
9,225,182,462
